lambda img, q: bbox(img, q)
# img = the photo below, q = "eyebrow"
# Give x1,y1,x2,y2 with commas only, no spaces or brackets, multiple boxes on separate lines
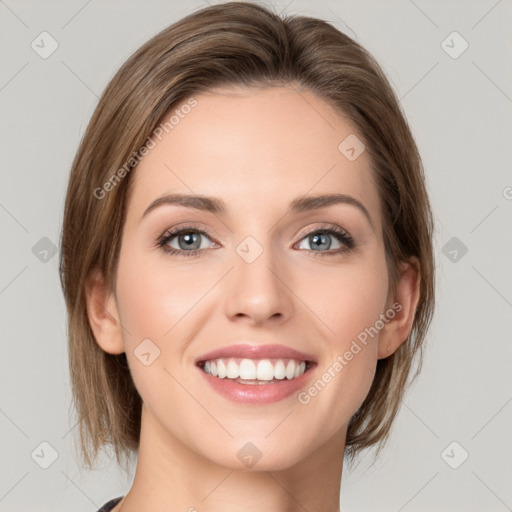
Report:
141,193,374,229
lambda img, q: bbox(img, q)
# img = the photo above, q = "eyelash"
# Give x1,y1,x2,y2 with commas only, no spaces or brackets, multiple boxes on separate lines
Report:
155,224,356,258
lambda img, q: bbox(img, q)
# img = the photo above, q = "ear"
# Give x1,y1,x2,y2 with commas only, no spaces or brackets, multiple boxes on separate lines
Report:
377,256,421,359
84,268,125,355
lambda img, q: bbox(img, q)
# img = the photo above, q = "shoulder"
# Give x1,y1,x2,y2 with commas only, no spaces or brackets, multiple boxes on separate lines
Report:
96,496,124,512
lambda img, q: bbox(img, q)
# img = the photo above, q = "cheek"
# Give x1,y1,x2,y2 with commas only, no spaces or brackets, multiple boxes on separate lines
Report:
113,247,220,397
292,255,387,416
294,253,389,347
115,249,208,345
113,252,197,416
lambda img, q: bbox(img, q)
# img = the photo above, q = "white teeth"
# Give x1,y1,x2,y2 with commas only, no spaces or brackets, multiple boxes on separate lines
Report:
239,359,256,379
226,360,239,379
256,359,274,380
201,357,309,381
217,359,227,378
285,360,296,379
295,361,306,377
274,360,286,380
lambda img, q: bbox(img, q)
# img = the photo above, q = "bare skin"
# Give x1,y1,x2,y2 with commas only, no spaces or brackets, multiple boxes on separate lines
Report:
86,84,420,512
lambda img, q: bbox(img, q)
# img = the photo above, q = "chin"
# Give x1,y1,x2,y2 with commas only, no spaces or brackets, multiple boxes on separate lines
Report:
201,438,310,472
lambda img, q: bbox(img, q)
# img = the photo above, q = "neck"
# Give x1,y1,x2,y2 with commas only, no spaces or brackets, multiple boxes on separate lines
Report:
114,404,346,512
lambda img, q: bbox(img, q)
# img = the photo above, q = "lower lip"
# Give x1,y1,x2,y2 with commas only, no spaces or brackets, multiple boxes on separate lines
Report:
197,364,316,404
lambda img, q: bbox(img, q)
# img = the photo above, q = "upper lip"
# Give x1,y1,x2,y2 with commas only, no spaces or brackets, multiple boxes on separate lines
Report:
196,343,317,364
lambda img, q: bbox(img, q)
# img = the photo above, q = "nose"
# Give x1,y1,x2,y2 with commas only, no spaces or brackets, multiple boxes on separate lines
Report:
223,243,295,326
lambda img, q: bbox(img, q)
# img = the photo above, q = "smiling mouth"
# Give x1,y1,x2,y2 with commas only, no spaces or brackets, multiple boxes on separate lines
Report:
197,357,315,385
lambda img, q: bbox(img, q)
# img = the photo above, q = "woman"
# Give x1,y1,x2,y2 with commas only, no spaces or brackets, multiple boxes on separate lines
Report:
59,2,435,511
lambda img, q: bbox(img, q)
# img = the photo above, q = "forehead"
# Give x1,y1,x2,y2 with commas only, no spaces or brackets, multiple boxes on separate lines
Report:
126,85,382,231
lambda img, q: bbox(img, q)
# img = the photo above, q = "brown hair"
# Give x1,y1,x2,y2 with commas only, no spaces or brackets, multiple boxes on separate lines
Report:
59,0,435,471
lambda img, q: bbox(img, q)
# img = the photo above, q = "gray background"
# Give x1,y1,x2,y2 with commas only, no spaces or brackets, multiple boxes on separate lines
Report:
1,0,511,510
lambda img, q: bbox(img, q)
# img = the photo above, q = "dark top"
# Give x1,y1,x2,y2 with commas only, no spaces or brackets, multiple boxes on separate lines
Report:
96,497,124,511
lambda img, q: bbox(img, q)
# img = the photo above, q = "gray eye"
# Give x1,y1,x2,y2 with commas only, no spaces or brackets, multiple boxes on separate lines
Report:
297,232,343,252
167,231,212,251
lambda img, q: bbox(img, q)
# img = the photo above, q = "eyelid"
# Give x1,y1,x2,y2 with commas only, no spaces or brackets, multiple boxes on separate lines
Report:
159,223,217,241
296,222,351,239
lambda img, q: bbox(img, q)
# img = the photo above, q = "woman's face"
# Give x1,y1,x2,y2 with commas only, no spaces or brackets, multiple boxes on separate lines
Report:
105,85,398,470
